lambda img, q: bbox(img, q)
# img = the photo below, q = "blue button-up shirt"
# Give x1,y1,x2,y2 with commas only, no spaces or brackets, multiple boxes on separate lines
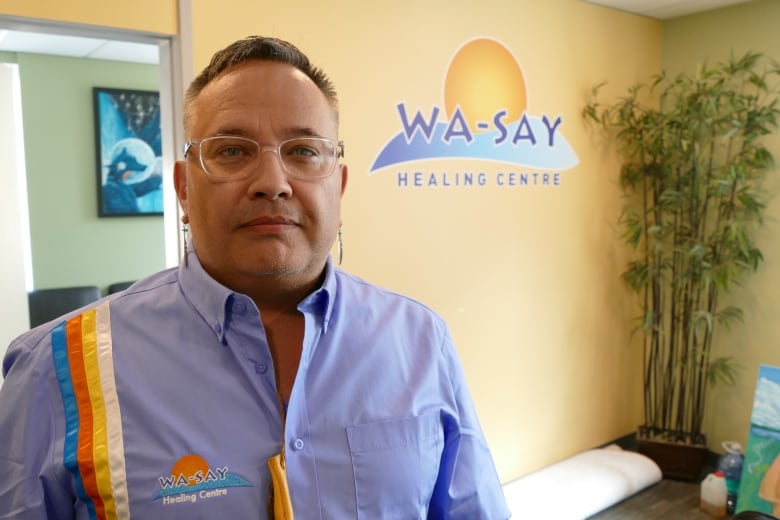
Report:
0,254,510,519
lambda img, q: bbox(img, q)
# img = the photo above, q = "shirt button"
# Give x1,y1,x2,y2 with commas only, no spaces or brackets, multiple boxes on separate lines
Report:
292,438,305,451
235,301,247,314
254,362,268,374
213,323,222,334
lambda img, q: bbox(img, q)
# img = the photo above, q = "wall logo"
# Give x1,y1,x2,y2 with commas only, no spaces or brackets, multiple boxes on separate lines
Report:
154,454,252,505
370,37,578,189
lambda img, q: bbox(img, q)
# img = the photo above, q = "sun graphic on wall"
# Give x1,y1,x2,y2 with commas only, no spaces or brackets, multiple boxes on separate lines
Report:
369,36,578,173
443,37,528,132
170,454,210,486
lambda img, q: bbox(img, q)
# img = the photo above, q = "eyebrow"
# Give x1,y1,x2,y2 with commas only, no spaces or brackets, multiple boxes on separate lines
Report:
210,126,327,140
287,127,323,138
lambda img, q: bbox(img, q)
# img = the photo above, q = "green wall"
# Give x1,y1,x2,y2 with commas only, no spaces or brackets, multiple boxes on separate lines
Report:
16,53,165,293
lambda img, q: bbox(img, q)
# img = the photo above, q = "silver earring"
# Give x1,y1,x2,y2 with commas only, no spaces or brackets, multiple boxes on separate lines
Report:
337,226,343,266
182,224,189,267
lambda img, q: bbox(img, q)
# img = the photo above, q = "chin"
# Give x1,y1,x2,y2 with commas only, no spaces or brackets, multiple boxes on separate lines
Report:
242,254,307,276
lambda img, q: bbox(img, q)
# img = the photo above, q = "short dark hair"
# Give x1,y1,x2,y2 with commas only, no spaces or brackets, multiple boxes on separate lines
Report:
183,35,338,131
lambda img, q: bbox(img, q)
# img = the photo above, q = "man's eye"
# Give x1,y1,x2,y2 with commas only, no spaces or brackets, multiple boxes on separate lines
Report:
219,146,244,157
290,145,318,157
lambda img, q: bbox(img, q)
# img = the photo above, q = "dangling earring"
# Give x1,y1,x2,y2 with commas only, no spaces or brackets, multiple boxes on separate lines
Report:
181,221,190,267
337,226,343,266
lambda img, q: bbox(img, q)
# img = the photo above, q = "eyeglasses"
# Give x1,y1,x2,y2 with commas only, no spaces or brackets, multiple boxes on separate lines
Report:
183,135,345,180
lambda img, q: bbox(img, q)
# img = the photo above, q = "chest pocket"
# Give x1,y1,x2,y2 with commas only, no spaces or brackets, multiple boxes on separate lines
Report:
347,411,443,519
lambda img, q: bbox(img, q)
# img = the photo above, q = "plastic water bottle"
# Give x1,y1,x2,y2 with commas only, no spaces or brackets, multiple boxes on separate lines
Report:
700,470,728,518
717,441,744,515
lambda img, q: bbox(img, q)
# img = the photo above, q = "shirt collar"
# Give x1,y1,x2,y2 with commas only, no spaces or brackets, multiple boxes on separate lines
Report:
178,251,233,343
299,256,337,335
179,251,338,342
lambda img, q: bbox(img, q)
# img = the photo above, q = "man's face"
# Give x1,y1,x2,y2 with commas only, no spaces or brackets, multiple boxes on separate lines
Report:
174,60,347,293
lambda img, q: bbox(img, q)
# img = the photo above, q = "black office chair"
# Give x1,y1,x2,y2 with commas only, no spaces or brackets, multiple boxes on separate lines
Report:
108,281,135,294
27,286,101,328
732,511,780,520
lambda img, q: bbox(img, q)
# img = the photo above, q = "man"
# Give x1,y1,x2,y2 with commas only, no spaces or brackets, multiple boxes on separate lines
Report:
0,36,510,519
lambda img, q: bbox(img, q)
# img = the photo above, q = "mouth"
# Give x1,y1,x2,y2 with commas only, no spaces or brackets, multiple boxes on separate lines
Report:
240,216,298,233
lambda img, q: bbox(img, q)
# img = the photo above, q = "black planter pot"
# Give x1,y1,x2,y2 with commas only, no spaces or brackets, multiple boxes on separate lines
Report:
636,427,709,481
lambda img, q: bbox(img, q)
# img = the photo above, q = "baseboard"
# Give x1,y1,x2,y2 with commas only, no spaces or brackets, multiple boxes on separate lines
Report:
601,432,638,451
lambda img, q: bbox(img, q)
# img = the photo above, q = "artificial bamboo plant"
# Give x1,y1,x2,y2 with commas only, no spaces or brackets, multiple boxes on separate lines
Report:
584,52,780,444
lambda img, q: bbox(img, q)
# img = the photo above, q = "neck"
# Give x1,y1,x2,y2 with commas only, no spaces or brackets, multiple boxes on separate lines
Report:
248,269,325,316
197,256,328,313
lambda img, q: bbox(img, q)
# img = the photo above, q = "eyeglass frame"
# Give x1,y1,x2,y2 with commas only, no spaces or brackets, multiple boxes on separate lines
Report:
182,135,345,181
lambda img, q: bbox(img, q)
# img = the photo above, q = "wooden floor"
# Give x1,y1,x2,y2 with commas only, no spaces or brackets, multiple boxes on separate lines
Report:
587,479,723,519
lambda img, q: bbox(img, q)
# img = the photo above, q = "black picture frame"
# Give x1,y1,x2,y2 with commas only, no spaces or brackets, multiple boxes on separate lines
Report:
93,87,163,217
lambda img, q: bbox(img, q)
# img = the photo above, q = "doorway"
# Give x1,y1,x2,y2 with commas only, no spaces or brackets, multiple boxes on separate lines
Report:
0,16,181,357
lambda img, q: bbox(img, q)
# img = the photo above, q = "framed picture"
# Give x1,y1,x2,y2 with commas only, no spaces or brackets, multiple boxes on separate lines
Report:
93,87,163,217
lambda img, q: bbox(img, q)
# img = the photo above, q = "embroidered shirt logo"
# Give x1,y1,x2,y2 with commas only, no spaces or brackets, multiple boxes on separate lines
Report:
154,454,252,505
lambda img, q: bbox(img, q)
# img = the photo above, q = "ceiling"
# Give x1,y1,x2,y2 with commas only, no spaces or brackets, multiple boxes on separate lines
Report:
584,0,752,19
0,1,755,62
0,28,158,64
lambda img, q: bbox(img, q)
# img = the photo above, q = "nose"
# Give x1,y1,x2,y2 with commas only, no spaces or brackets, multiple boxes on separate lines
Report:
246,148,292,200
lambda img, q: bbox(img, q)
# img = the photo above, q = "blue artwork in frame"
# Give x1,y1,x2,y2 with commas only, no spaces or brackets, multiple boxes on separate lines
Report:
736,364,780,515
93,87,163,217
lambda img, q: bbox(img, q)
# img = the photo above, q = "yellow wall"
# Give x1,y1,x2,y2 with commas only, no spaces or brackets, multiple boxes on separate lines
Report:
662,0,780,459
0,0,664,482
0,0,177,34
184,0,658,482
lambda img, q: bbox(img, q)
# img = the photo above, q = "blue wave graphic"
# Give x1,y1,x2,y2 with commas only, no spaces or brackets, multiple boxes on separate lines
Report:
370,118,579,173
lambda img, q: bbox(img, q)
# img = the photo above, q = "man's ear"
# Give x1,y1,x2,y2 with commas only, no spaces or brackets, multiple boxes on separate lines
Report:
339,164,348,196
174,160,188,216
